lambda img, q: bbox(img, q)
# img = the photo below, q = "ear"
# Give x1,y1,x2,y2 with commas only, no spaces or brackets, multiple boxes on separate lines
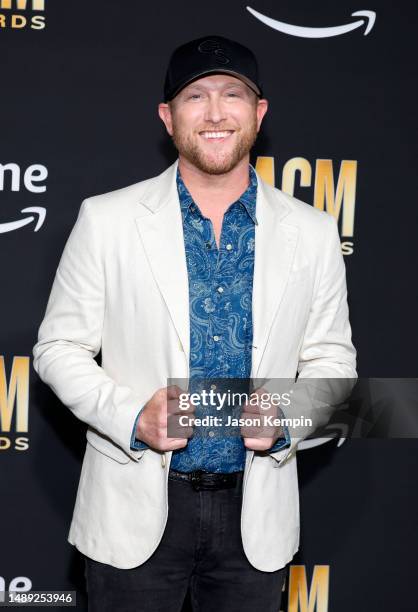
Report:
256,98,268,132
158,102,174,136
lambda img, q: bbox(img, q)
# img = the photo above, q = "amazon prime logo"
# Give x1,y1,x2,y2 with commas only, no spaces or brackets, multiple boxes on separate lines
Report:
197,39,230,65
0,162,47,234
246,7,376,38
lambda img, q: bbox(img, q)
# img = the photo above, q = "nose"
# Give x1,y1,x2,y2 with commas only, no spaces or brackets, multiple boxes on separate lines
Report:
204,93,227,124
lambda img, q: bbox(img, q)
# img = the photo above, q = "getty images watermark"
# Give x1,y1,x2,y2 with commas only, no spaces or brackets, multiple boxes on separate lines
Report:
165,378,330,440
175,387,312,430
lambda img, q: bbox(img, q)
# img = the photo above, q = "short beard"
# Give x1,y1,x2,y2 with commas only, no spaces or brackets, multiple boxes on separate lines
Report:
170,115,259,175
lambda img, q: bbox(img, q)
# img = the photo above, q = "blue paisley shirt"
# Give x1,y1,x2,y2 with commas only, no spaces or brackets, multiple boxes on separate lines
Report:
131,164,290,471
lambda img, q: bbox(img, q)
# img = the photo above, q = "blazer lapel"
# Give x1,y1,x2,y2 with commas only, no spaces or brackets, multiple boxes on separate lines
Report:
251,172,299,379
133,160,299,380
134,160,190,363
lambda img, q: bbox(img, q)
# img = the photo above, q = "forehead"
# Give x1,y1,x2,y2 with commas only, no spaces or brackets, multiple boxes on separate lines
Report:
182,73,249,92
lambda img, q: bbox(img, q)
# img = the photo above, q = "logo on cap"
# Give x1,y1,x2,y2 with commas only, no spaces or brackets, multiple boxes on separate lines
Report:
197,39,230,65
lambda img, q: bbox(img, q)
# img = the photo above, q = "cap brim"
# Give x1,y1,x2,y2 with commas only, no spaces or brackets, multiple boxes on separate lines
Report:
168,69,262,101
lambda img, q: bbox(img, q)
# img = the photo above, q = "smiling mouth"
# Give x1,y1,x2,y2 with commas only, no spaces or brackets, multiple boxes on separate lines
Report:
199,130,235,141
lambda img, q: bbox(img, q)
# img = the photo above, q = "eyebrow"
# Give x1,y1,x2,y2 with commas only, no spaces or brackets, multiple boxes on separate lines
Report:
184,81,247,92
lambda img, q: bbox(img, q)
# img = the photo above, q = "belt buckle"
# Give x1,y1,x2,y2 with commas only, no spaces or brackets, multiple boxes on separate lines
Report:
190,470,205,491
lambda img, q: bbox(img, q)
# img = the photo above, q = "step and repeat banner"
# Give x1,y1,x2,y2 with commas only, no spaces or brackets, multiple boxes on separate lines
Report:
1,1,417,610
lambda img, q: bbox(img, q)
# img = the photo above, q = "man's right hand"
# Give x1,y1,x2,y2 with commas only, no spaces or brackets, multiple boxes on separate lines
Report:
135,385,195,451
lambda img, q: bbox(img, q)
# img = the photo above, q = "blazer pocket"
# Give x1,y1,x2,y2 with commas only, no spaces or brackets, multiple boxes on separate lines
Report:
86,427,136,464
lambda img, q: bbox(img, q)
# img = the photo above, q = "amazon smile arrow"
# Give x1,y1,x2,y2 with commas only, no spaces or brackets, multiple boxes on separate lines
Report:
0,207,46,233
246,7,376,38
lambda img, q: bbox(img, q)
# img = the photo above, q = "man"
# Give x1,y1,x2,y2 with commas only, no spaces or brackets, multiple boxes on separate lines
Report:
33,35,357,611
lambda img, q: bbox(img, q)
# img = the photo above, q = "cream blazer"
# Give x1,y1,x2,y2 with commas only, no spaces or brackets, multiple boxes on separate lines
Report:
33,159,357,570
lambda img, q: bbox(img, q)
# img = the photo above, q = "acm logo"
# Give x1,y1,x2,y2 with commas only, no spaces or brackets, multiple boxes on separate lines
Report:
0,356,29,452
286,565,329,612
0,0,45,30
255,156,357,255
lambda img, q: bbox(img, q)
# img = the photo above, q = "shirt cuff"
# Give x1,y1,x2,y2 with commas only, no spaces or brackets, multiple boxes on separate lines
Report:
267,407,291,452
130,409,149,450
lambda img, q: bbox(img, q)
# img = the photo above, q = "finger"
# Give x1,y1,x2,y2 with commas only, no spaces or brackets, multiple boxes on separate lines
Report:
182,426,194,438
166,384,186,400
243,437,261,449
165,438,189,450
240,410,264,423
168,422,194,438
240,424,262,438
168,398,196,415
251,386,267,396
241,404,263,415
243,437,274,451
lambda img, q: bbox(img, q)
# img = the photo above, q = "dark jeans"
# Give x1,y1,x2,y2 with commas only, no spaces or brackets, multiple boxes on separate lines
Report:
84,471,287,612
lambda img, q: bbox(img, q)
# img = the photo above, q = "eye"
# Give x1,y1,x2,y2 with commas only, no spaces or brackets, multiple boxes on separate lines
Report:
188,94,201,100
226,92,241,97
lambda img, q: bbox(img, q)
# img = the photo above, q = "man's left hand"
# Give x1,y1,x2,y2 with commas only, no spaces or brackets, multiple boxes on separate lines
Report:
240,386,285,451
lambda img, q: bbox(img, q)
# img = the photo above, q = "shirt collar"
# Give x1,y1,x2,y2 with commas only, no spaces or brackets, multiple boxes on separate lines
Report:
176,164,258,225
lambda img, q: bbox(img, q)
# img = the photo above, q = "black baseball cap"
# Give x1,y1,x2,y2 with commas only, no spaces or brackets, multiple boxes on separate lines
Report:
163,35,263,102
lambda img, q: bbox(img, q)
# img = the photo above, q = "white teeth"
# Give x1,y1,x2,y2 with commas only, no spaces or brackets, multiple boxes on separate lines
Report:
200,131,233,139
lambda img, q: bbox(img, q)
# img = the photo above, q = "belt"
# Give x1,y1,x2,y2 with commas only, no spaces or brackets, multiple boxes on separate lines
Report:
168,468,243,491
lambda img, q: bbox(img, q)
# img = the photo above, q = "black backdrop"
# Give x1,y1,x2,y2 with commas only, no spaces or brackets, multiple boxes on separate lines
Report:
1,1,417,610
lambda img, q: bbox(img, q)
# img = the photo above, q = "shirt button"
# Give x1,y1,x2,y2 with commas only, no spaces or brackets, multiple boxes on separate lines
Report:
205,242,211,249
210,384,217,390
209,431,215,437
213,335,220,342
217,286,224,293
226,243,233,251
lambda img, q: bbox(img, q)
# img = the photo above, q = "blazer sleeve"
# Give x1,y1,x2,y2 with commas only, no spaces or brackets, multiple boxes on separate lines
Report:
32,199,147,462
268,211,358,466
130,409,149,450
